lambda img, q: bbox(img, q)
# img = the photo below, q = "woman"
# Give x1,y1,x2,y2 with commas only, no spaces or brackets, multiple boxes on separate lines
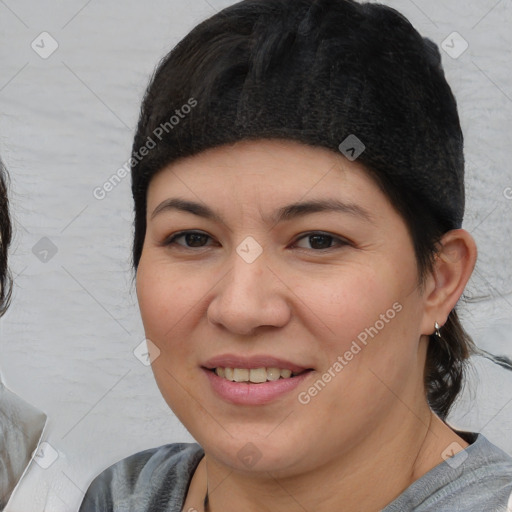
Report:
0,158,48,511
79,0,512,510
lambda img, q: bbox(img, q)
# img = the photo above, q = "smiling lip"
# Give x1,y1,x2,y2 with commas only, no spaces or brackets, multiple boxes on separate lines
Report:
202,354,310,374
202,354,313,405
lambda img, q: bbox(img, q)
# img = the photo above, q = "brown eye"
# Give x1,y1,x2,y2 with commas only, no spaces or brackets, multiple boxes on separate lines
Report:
293,232,349,251
164,231,214,248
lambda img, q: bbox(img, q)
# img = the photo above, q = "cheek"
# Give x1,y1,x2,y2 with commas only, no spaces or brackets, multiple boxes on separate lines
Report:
297,262,404,347
136,258,203,347
301,260,421,393
136,260,206,416
136,264,170,343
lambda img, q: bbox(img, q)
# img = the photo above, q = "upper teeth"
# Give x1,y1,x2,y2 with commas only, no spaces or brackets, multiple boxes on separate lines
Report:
215,367,295,383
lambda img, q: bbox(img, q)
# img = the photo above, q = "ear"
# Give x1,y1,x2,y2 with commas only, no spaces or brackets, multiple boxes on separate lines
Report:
420,229,477,336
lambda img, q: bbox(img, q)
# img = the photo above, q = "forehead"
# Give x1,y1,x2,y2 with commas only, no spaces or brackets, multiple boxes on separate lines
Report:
147,139,386,209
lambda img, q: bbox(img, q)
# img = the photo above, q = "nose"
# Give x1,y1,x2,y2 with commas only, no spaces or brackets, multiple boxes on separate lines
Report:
206,247,291,336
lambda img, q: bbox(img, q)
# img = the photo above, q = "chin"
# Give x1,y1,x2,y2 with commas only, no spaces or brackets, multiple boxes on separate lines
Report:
198,431,307,475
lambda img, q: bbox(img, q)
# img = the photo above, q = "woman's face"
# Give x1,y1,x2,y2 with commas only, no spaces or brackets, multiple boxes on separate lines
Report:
136,139,433,476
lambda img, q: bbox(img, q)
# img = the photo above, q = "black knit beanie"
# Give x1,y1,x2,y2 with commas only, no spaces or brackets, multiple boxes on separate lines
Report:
131,0,465,267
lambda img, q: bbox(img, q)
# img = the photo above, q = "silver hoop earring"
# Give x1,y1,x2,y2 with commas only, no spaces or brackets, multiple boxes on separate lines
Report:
434,321,442,338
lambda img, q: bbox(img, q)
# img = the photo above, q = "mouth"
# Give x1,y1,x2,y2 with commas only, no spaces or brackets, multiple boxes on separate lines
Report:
206,366,312,383
202,360,315,405
202,354,313,383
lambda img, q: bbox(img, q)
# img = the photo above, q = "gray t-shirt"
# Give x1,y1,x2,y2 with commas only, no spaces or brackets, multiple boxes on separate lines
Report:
79,432,512,511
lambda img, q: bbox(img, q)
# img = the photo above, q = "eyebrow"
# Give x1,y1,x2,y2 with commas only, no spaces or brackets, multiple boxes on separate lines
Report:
151,197,374,225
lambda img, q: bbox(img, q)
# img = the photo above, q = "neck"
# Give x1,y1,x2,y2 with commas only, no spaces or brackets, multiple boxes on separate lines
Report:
196,406,466,512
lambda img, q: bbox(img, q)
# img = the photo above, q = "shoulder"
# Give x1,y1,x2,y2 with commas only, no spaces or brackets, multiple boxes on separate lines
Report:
79,442,204,512
384,433,512,511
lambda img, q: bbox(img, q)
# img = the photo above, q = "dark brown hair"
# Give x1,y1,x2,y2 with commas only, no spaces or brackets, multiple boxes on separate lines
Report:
0,157,12,318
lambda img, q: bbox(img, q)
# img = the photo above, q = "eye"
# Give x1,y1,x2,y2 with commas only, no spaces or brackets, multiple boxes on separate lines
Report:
292,232,350,251
162,230,350,252
163,230,216,249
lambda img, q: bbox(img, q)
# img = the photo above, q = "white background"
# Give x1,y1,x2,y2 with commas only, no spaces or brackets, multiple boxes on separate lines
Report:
0,0,511,510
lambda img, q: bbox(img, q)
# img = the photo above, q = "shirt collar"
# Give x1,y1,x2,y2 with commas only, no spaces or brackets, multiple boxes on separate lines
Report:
0,380,47,509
